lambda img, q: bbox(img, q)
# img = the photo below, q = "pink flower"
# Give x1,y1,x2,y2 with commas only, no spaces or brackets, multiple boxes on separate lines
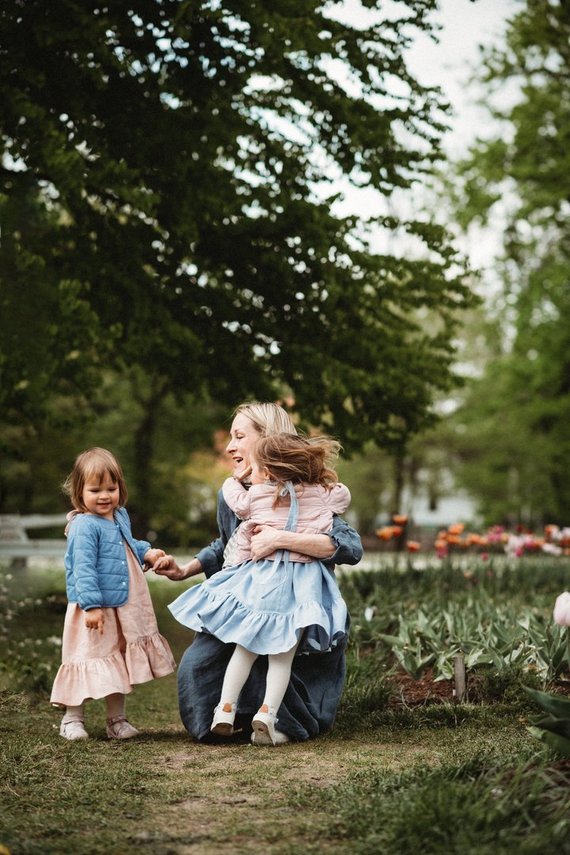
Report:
553,592,570,627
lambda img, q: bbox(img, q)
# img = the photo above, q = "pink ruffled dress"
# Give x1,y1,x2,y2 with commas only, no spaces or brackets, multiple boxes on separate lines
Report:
50,545,176,707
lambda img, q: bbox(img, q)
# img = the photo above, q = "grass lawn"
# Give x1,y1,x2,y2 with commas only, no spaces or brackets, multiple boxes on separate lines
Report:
1,562,569,854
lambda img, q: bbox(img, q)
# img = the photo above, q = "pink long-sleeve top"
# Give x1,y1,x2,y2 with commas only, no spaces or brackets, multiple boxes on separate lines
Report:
221,478,351,564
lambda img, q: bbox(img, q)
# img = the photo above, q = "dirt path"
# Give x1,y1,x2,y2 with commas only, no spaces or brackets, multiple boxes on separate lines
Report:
132,726,451,855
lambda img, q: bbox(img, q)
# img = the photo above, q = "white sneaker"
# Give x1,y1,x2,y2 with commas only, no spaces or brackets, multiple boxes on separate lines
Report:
251,728,290,746
106,716,140,739
252,705,289,746
210,702,236,736
60,718,88,741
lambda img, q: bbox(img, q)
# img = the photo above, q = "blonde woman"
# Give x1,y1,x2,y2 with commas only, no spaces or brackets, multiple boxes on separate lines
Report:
154,402,362,745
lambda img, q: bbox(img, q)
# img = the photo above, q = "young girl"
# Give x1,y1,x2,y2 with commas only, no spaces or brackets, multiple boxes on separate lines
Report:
50,447,176,741
168,432,351,745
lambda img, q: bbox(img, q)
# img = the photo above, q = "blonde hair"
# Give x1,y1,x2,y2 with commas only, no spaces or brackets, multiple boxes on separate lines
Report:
253,433,340,499
63,447,128,512
234,401,297,438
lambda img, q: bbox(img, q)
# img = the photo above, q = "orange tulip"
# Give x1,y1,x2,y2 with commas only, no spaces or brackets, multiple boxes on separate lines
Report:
376,527,394,541
434,538,447,551
448,523,465,535
406,540,421,552
392,514,408,526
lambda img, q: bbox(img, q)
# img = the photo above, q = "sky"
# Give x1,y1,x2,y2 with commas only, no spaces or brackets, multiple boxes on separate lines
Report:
406,0,518,157
405,0,519,273
329,0,519,276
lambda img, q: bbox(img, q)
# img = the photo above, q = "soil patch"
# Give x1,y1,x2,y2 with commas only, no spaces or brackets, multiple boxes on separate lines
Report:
388,669,454,706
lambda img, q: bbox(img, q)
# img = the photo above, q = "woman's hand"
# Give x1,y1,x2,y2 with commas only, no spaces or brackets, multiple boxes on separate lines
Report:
249,525,282,560
250,525,336,561
85,608,104,633
152,555,203,581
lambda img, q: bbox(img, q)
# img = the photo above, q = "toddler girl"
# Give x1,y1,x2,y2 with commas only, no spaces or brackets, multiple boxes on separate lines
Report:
51,447,176,740
168,432,351,745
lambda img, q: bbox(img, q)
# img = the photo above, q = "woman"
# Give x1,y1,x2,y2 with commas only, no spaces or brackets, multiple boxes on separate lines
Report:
154,402,362,744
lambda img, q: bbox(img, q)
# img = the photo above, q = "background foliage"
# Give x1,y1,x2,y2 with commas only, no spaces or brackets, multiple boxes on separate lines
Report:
1,0,476,539
442,0,570,526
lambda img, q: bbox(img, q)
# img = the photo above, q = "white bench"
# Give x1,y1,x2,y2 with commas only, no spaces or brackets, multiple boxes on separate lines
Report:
0,513,67,563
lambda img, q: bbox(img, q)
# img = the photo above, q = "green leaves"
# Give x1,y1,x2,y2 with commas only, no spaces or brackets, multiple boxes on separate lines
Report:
444,0,570,526
359,596,570,683
1,0,473,449
525,686,570,757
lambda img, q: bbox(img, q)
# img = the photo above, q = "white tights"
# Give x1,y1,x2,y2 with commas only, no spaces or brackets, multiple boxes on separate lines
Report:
63,693,126,722
219,644,297,712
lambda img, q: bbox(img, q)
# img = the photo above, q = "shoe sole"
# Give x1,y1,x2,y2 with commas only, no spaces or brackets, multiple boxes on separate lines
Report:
211,722,234,736
252,719,274,744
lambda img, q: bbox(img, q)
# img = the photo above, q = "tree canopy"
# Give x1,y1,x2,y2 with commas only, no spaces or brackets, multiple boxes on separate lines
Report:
448,0,570,525
1,0,474,444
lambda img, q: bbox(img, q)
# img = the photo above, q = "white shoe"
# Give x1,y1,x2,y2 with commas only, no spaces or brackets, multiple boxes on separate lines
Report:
251,728,290,746
106,716,140,739
60,718,88,741
210,702,236,736
252,705,289,746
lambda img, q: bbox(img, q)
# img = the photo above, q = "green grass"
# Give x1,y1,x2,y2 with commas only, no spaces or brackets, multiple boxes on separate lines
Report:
1,560,569,854
289,753,570,854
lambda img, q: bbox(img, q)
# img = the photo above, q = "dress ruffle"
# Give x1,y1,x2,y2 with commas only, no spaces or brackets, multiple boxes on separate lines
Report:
51,631,176,707
169,558,348,656
50,542,176,708
125,632,177,681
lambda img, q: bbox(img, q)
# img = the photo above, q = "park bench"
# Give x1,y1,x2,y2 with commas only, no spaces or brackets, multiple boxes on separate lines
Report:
0,513,67,564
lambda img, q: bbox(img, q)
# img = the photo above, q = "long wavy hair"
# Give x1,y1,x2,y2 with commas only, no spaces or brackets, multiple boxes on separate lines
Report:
253,432,341,501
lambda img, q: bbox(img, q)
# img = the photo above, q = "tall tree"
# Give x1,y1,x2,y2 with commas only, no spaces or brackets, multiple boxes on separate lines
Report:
447,0,570,525
1,0,474,523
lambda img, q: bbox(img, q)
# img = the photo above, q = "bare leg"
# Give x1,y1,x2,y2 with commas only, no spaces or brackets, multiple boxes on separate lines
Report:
105,693,125,719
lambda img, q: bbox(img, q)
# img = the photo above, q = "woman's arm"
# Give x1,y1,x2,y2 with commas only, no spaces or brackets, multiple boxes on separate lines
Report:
153,489,236,581
250,515,363,565
153,554,204,581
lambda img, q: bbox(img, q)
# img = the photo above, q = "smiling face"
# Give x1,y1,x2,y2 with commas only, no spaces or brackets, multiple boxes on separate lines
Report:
225,413,262,475
82,472,120,521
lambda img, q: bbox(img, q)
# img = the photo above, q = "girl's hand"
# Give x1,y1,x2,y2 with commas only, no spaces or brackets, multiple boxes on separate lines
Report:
144,548,166,567
234,463,252,482
85,608,105,634
153,555,202,581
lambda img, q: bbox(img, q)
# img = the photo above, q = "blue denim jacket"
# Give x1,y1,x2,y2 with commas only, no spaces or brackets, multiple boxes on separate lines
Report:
64,507,150,611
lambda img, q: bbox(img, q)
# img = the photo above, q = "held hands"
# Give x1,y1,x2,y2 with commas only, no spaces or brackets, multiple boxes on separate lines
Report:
85,608,104,634
143,548,166,569
152,555,201,581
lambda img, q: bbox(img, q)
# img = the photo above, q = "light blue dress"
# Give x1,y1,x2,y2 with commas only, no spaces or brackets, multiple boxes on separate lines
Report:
168,483,348,656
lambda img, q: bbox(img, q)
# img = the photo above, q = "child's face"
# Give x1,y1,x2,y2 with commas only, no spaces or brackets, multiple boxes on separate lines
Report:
82,473,120,520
